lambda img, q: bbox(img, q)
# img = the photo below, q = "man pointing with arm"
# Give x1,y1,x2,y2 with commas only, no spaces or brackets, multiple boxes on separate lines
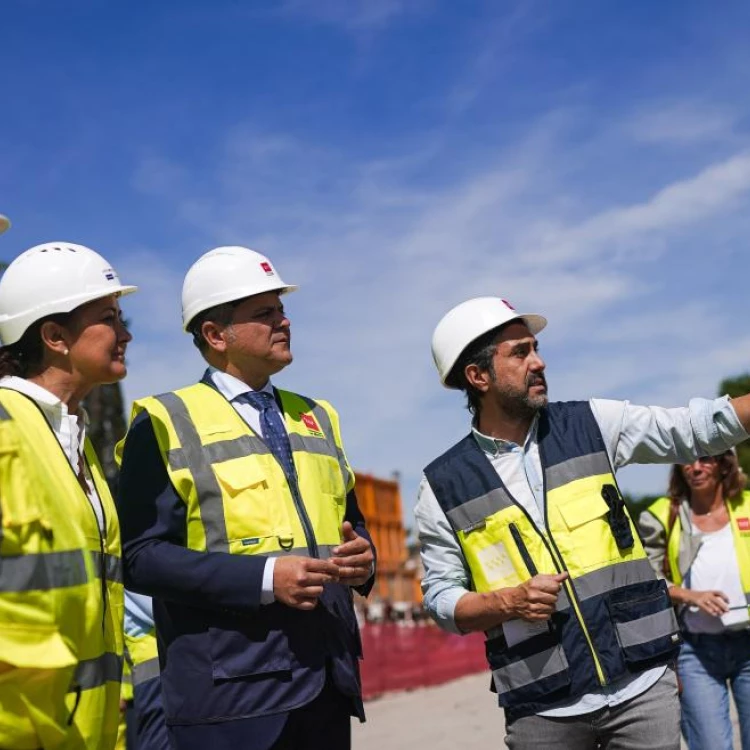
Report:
416,296,750,750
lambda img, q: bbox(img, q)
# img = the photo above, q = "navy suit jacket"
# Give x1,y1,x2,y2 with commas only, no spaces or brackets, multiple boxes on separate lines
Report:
116,379,374,749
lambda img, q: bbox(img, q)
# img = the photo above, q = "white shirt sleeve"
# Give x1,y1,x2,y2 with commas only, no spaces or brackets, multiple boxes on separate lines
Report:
590,396,748,469
260,558,277,605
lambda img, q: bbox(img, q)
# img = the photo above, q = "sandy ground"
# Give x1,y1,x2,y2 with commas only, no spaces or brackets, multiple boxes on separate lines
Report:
352,672,741,749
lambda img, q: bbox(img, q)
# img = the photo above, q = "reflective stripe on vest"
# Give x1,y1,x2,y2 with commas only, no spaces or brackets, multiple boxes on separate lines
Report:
648,491,750,605
0,389,123,750
0,549,90,591
133,657,161,687
425,401,679,713
121,384,351,559
72,652,124,690
90,550,123,584
124,624,161,686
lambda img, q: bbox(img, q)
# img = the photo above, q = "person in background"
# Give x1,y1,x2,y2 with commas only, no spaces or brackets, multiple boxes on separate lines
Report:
416,295,750,750
123,591,171,750
0,242,135,749
640,450,750,750
116,246,375,750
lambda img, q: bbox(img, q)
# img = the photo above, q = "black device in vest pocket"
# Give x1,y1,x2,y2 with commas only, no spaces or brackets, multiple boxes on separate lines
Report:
601,484,634,550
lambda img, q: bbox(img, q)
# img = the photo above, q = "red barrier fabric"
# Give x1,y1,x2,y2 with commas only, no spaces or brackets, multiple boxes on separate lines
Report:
360,623,488,700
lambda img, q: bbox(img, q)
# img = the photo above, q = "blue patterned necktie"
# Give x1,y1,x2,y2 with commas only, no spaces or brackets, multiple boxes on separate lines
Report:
242,390,296,480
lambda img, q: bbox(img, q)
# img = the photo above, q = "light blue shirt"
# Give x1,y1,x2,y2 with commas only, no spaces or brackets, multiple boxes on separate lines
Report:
124,591,155,637
415,396,748,717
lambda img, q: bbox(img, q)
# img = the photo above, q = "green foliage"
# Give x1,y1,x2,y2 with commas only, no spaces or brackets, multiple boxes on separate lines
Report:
719,374,750,399
624,493,662,515
83,383,127,493
718,373,750,482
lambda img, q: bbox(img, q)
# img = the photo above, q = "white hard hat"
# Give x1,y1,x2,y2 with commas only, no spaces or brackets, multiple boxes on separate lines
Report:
182,246,298,330
432,296,547,388
0,242,137,346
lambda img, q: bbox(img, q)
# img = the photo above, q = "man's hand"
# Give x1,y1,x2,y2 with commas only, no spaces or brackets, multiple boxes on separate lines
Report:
273,556,340,610
510,573,569,622
331,521,374,586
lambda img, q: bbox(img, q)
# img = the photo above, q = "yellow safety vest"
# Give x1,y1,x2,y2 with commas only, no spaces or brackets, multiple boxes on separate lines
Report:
125,627,160,688
0,389,123,750
114,663,132,750
646,491,750,604
122,383,353,559
425,401,679,716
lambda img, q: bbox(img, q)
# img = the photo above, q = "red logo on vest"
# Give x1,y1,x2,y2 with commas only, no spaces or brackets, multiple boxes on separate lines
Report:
737,517,750,532
301,413,322,434
260,261,274,276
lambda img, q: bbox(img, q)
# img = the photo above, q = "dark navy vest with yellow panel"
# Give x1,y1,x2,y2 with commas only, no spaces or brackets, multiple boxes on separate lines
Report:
424,401,680,718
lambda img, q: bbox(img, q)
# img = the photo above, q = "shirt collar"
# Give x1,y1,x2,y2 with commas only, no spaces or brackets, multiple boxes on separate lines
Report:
0,375,88,424
472,413,539,457
208,366,275,403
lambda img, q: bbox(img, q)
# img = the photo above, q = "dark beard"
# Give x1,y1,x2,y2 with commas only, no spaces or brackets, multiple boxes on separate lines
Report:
496,375,548,419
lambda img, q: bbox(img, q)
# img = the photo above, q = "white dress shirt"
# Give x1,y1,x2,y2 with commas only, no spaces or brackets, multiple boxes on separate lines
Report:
683,522,748,634
0,375,106,532
415,396,748,717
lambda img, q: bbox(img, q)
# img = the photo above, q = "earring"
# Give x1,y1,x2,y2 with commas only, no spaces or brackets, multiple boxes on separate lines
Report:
63,348,69,355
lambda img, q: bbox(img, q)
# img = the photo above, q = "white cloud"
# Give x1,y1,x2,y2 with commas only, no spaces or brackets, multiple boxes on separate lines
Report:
526,151,750,265
129,102,750,517
626,102,737,145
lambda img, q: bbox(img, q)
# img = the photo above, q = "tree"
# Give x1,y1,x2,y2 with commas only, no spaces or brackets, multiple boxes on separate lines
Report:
83,383,128,493
718,373,750,482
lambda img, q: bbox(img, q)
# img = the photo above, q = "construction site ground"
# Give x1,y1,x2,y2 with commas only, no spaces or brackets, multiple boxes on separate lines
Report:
352,671,741,749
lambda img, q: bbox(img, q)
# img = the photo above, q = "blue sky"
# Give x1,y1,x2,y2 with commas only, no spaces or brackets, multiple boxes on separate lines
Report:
2,0,750,523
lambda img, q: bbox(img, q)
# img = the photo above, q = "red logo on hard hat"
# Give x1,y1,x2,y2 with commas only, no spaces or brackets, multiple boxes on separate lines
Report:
737,517,750,532
260,262,274,276
301,413,323,436
501,299,516,311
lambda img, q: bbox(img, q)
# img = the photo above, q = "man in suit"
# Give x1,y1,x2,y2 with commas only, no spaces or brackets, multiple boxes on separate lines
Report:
116,246,375,750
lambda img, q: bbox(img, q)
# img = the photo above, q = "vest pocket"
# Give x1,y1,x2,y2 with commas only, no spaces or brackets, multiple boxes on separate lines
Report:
554,491,632,574
606,580,680,665
212,462,288,545
487,630,570,704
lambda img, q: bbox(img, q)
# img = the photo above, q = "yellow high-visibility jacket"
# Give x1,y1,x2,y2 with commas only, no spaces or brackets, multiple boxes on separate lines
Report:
117,382,366,727
125,625,159,689
0,389,123,750
641,491,750,604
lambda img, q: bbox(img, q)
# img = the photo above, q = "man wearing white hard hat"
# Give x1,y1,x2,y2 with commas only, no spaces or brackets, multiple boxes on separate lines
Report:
415,296,750,750
116,247,375,750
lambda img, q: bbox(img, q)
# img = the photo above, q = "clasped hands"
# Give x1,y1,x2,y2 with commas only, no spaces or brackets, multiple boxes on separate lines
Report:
273,521,374,610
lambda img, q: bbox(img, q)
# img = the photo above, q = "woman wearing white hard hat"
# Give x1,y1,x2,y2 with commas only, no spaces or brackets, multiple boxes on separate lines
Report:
0,242,136,750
